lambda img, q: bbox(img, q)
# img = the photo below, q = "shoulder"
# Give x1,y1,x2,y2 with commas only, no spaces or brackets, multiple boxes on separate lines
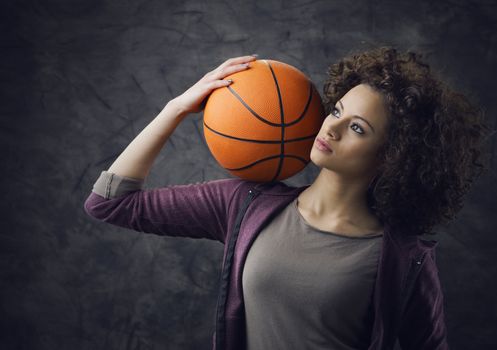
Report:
218,179,309,216
386,227,440,262
229,179,303,197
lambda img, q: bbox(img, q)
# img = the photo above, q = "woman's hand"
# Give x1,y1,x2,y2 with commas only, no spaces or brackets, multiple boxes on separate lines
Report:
171,54,258,115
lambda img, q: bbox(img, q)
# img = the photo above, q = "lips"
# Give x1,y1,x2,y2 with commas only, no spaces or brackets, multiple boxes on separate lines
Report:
316,137,332,152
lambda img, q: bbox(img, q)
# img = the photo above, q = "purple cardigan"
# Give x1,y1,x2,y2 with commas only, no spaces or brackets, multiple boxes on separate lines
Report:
84,175,449,350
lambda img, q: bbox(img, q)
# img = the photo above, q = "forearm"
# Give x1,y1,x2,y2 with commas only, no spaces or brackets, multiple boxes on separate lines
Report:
107,99,188,180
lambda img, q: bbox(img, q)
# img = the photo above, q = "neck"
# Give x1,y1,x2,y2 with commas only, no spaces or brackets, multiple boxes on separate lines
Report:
299,168,378,227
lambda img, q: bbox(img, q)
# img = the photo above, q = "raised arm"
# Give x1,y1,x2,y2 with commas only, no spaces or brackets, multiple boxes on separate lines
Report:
106,54,258,180
83,55,257,240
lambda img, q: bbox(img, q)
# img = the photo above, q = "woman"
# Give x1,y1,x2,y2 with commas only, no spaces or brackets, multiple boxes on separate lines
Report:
84,47,491,349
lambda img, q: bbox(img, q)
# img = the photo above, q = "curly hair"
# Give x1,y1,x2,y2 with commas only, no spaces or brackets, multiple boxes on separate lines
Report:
322,46,493,236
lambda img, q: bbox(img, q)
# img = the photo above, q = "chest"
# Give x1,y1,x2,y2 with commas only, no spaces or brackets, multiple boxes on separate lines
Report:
296,201,384,238
242,200,383,308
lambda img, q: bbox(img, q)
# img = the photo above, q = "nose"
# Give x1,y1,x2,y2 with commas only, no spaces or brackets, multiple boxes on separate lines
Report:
324,115,341,140
327,128,338,140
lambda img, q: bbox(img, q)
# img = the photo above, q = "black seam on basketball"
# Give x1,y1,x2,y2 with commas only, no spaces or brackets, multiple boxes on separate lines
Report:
300,83,313,121
203,121,318,143
267,61,285,182
227,86,281,126
224,81,312,127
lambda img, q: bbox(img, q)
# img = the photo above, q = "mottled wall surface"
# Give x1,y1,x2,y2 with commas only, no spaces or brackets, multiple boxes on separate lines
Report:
2,0,497,349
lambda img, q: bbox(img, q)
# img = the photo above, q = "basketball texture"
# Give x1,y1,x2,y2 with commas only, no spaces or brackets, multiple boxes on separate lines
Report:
203,59,325,182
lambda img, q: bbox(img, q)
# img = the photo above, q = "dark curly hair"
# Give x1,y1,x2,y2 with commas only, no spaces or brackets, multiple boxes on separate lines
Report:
322,46,493,236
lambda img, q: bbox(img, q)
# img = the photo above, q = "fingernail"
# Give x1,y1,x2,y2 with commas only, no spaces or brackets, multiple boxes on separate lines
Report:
251,54,258,57
227,79,233,83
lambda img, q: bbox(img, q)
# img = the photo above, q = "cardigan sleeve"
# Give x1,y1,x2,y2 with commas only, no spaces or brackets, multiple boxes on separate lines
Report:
397,249,449,349
90,170,146,198
83,170,244,243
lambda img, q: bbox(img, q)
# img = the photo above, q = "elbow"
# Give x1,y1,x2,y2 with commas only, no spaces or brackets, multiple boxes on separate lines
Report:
83,192,107,220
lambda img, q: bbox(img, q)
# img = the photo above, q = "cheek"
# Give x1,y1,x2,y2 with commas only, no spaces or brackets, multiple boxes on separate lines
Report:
343,141,381,166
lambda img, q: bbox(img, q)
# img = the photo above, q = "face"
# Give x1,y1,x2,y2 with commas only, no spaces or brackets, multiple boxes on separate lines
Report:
311,83,390,180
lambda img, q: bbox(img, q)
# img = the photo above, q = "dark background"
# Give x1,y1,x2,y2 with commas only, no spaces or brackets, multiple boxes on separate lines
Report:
2,0,497,349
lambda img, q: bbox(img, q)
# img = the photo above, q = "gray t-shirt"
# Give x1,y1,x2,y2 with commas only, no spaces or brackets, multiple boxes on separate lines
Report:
242,198,383,350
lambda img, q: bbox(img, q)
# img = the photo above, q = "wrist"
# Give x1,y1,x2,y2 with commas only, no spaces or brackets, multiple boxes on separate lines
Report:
164,98,188,119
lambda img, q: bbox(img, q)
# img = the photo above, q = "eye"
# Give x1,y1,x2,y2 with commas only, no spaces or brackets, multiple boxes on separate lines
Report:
331,107,365,135
331,107,340,117
351,124,365,134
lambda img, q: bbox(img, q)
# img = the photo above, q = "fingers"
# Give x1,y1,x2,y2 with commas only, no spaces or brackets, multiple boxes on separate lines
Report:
217,63,251,79
208,54,258,80
206,78,233,90
215,54,258,72
224,54,258,66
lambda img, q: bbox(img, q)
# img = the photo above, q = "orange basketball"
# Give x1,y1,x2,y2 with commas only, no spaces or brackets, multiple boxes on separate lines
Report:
203,59,325,182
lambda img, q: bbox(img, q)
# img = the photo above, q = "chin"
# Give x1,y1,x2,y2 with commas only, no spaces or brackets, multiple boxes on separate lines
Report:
309,151,333,169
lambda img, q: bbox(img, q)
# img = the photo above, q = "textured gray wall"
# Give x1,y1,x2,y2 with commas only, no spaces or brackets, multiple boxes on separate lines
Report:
2,0,497,349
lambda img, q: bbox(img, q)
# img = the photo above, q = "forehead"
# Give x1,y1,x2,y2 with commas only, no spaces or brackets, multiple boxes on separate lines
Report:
340,83,389,130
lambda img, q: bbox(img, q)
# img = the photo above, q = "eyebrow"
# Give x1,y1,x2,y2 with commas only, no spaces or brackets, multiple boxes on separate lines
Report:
338,100,375,133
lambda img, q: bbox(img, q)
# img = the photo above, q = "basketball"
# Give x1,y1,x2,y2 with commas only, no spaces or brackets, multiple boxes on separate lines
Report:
203,59,325,182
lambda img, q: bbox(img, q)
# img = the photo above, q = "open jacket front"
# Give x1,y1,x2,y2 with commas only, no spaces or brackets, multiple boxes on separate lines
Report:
84,171,449,350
